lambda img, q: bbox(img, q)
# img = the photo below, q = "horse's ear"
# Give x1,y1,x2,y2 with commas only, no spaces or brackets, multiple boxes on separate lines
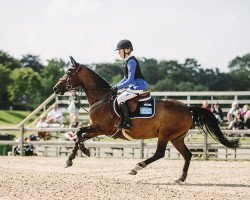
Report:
69,56,79,68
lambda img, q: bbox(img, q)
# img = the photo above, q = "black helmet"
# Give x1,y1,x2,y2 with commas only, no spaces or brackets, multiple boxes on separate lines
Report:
116,39,133,51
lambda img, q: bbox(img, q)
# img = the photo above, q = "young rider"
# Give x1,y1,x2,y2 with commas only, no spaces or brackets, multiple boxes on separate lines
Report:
111,39,149,131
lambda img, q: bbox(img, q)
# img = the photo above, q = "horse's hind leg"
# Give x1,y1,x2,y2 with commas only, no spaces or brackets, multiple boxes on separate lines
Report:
129,134,169,175
170,132,192,183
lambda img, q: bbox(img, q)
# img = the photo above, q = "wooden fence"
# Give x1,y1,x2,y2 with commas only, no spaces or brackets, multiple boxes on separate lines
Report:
2,91,250,160
18,91,250,127
56,91,250,123
0,127,249,160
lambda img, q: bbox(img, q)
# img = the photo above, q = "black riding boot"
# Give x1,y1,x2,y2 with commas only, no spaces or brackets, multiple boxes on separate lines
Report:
118,102,132,131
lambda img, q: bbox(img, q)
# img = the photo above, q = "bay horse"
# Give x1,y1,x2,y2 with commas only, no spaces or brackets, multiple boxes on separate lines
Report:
53,56,240,183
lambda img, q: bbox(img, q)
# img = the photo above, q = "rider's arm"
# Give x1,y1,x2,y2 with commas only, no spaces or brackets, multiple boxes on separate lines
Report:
116,76,126,86
116,59,136,89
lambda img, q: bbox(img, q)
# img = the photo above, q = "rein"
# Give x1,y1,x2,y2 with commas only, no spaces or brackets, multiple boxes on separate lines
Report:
88,92,114,118
65,65,114,117
89,96,109,110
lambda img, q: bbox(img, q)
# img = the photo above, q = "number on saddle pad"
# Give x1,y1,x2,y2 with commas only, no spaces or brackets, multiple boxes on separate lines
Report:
130,98,155,119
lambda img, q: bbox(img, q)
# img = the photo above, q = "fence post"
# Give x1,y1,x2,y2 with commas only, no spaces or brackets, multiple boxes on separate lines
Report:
187,95,191,106
203,133,207,160
20,124,24,156
140,139,144,159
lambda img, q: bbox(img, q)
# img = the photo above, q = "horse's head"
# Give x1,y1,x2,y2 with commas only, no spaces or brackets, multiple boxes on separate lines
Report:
53,56,82,95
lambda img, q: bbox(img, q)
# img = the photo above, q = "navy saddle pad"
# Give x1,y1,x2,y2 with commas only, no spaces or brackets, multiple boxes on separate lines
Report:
114,98,156,119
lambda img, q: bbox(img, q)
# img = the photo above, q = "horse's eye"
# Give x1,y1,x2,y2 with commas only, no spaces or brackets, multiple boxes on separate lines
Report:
66,68,75,75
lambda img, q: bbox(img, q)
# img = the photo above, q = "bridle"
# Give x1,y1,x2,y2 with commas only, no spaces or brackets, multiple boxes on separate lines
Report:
64,66,82,91
61,64,115,117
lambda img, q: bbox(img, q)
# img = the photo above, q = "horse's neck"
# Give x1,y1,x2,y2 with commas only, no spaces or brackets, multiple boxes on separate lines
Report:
78,68,110,105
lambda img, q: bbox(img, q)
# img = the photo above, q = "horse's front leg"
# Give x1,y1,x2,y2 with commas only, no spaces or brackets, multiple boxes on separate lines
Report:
65,140,79,168
65,126,94,168
78,133,91,157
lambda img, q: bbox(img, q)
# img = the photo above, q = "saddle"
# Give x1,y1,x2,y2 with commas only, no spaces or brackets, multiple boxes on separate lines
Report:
113,90,155,119
127,91,151,113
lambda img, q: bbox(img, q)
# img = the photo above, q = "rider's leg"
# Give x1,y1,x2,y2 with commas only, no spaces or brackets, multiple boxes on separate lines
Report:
119,102,132,130
117,89,142,130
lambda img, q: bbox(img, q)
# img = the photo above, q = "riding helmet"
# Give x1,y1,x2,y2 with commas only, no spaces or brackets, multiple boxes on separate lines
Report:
116,39,133,51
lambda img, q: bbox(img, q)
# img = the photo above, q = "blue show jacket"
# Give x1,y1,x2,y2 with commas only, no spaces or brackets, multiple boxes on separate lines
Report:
116,56,149,90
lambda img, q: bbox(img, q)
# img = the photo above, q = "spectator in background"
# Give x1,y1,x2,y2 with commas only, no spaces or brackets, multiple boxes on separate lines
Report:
227,101,240,129
36,114,51,140
64,116,81,141
233,110,245,130
67,91,81,124
202,100,210,111
241,104,250,129
47,103,63,127
212,102,224,124
14,134,38,156
36,114,49,129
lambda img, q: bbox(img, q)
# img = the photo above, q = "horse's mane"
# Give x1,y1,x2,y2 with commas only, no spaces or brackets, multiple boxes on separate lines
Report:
81,65,111,89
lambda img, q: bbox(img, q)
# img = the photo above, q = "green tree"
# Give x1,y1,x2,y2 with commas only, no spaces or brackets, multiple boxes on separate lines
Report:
152,78,176,91
94,61,122,84
229,71,250,90
41,59,67,98
228,53,250,90
157,58,200,86
176,81,208,91
157,60,182,80
0,50,21,70
139,58,159,85
0,65,11,107
228,53,250,72
21,54,44,73
7,68,42,108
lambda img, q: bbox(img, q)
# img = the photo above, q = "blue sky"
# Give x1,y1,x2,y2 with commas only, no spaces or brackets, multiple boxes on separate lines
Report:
1,0,250,72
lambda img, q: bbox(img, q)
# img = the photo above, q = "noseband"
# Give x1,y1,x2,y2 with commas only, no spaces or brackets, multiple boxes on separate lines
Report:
59,64,114,116
64,66,82,91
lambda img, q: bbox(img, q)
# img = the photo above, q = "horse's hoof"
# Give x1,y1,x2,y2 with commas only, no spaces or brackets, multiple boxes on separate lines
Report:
128,170,137,175
175,178,186,184
65,161,73,168
84,149,90,157
175,179,182,184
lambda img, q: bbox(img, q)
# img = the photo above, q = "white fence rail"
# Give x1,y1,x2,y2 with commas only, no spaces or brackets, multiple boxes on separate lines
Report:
56,91,250,123
0,127,249,160
20,91,250,127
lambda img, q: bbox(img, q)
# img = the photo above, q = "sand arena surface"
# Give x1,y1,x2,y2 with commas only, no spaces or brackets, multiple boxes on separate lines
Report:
0,157,249,200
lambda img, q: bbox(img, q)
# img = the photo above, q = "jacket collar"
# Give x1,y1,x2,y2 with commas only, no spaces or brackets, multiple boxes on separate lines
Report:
124,54,133,61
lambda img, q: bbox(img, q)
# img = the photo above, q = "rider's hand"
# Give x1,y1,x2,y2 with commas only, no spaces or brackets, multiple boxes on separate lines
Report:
111,86,118,94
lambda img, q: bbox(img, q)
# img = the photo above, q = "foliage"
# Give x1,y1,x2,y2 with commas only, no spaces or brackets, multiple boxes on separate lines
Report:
21,54,44,73
41,59,67,98
0,65,11,107
228,53,250,90
94,61,122,84
139,58,159,85
7,68,42,107
0,50,21,70
1,49,250,110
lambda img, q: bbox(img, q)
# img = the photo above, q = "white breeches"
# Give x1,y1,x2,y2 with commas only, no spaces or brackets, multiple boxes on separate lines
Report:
117,89,143,105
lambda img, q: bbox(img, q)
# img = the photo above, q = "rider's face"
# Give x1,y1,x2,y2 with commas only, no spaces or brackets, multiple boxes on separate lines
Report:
118,49,125,58
118,49,130,59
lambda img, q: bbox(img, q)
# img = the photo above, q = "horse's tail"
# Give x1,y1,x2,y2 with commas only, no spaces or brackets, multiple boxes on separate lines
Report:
189,106,240,149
